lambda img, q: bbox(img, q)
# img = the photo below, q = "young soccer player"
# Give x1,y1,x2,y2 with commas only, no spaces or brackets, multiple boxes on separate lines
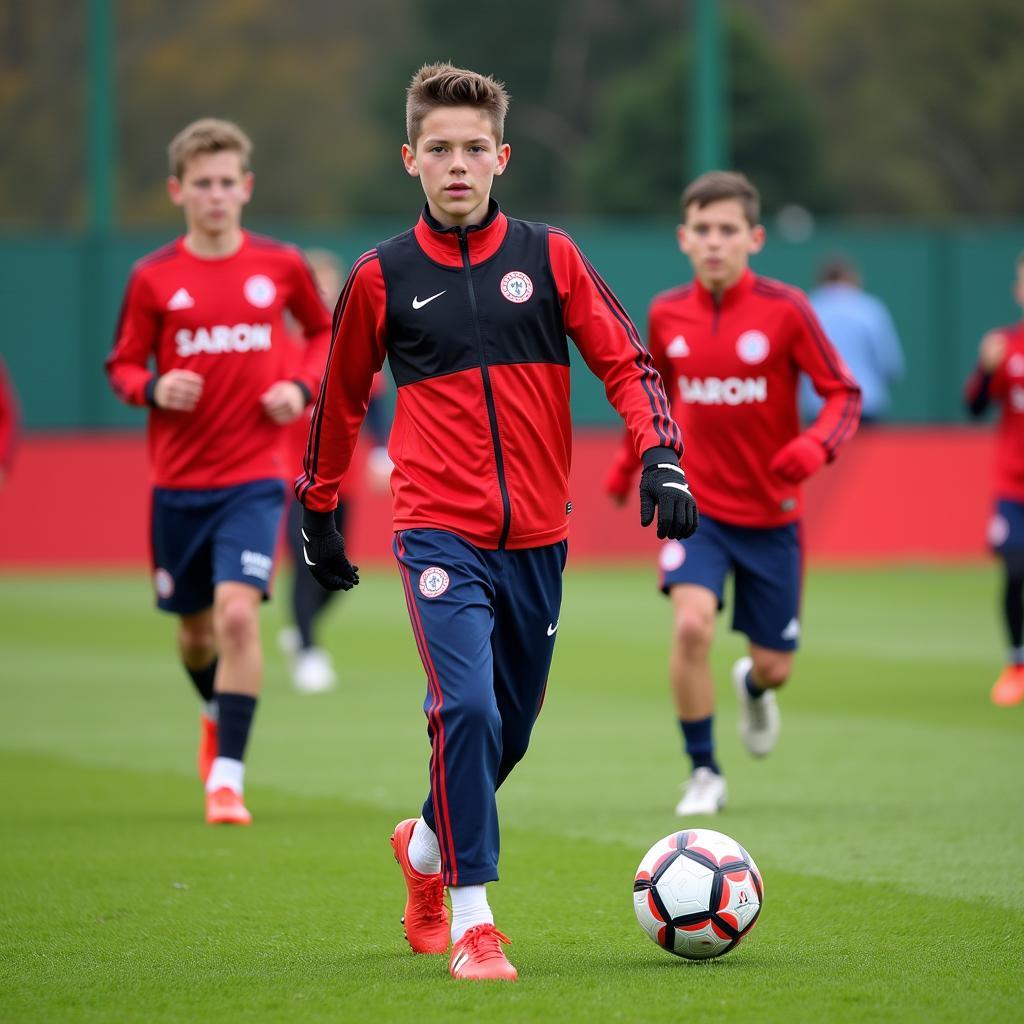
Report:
277,249,392,694
964,252,1024,706
105,119,331,824
605,171,861,816
296,63,698,981
0,357,19,488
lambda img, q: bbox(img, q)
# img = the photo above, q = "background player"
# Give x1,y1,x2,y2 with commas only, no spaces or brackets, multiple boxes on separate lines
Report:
105,119,331,823
606,170,860,816
0,357,20,489
295,63,697,981
965,251,1024,706
802,256,904,425
277,248,392,694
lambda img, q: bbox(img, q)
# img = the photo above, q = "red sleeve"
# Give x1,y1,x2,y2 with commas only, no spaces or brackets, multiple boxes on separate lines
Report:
295,251,387,512
105,268,159,406
547,228,682,459
786,288,861,460
0,359,19,473
286,252,333,401
608,303,674,481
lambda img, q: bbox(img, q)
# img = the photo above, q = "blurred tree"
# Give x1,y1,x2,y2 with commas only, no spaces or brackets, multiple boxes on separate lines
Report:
576,12,831,216
0,3,86,225
780,0,1024,216
350,0,688,219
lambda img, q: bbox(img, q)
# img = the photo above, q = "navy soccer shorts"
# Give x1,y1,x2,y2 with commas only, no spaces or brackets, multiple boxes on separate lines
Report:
988,498,1024,555
150,478,286,614
659,513,803,652
393,528,567,887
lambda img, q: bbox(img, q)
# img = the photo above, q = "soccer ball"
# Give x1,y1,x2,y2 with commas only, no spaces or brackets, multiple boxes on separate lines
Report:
633,828,763,960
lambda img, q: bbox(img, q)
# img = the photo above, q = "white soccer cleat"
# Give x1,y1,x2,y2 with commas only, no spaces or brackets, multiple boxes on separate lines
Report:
292,646,337,694
732,656,780,757
674,767,727,816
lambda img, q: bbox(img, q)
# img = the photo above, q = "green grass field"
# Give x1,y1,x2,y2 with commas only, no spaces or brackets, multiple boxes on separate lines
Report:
1,564,1022,1022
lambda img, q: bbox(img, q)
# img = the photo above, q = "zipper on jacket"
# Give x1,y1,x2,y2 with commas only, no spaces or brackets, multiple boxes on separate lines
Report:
459,228,512,548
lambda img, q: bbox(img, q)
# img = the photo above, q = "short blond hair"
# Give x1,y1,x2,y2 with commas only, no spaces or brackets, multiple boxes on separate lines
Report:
682,171,761,226
406,62,509,147
168,118,253,179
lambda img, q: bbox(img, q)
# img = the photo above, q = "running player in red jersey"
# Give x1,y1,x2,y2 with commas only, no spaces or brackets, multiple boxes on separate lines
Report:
606,171,861,816
0,358,19,489
105,119,331,824
277,248,392,694
295,64,698,981
965,252,1024,706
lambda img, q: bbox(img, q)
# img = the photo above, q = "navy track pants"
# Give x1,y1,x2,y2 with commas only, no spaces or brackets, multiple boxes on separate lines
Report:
394,529,567,886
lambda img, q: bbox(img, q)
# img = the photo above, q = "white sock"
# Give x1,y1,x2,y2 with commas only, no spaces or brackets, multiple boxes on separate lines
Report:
408,818,441,875
449,884,493,943
203,699,218,722
206,757,244,794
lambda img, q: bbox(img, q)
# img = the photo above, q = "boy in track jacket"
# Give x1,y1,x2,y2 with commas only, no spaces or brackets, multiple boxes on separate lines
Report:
295,63,698,981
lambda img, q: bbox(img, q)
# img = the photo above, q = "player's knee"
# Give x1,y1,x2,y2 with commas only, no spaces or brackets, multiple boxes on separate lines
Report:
447,690,501,736
215,597,259,651
752,654,792,689
673,605,714,655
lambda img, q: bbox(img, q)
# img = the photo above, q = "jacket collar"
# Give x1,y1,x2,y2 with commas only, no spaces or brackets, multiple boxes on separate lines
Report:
693,267,756,309
413,199,508,267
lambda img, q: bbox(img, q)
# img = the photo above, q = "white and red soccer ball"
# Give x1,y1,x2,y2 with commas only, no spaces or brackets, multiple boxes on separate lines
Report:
633,828,763,960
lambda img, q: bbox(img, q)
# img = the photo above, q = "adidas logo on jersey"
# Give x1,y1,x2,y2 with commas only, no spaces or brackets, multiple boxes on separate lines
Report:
679,375,768,406
666,335,690,358
167,287,195,310
781,617,800,641
175,323,272,357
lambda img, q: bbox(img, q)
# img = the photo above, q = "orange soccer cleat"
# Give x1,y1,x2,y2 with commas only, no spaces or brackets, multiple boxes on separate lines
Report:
205,787,252,826
198,714,218,782
991,665,1024,707
449,924,518,981
389,818,450,954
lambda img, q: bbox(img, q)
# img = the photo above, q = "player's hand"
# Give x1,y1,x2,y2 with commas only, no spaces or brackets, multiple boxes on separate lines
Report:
300,508,360,591
604,461,635,507
769,435,826,484
639,447,699,539
260,380,306,424
366,446,393,493
154,369,204,412
979,331,1007,373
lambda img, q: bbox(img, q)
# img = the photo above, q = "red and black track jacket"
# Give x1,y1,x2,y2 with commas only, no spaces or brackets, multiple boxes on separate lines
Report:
297,201,682,549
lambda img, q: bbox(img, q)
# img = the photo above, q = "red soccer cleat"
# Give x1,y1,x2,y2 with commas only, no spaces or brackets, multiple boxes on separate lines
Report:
205,787,252,825
198,714,217,782
389,818,450,954
449,924,518,981
991,665,1024,707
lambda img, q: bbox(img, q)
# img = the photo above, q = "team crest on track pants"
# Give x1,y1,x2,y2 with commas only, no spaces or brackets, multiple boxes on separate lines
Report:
393,528,568,886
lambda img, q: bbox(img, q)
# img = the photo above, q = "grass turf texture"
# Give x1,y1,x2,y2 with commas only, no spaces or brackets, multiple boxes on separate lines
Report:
1,565,1022,1022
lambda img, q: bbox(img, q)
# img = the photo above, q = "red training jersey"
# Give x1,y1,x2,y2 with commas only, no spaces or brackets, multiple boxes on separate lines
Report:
610,269,861,527
0,357,20,475
297,205,682,549
106,232,331,489
964,322,1024,502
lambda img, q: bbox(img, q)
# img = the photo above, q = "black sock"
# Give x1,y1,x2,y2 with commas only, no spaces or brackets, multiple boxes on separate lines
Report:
1003,571,1024,651
216,693,258,761
185,659,218,704
679,716,720,775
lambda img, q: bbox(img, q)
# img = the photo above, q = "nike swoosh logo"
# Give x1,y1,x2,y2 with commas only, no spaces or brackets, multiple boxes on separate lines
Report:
301,528,316,566
412,290,446,310
547,621,558,636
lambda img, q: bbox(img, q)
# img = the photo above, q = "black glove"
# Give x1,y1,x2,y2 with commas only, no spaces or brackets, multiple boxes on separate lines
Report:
638,446,699,540
300,507,360,591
